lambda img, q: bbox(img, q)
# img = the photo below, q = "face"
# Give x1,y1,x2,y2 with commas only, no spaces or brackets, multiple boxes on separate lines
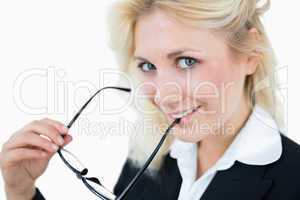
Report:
133,9,254,142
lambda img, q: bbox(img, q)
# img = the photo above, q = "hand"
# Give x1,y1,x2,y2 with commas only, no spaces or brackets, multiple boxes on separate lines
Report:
0,118,73,199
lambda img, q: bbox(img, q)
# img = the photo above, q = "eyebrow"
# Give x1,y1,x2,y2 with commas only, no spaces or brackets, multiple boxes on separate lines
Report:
133,48,202,61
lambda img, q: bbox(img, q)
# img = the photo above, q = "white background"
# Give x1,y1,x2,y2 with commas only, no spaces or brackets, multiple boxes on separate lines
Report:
0,0,299,199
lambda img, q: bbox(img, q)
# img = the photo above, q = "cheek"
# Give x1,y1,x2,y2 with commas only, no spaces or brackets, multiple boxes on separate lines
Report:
210,58,242,85
136,81,157,101
189,60,245,111
211,64,246,115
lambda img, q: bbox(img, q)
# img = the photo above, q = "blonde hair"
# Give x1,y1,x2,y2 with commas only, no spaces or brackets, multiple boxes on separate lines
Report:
106,0,285,171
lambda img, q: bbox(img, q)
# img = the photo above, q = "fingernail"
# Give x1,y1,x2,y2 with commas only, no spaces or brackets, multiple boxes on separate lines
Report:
52,144,59,151
67,134,73,141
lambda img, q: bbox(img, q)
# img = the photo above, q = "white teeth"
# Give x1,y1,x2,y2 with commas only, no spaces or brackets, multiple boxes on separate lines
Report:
172,107,196,119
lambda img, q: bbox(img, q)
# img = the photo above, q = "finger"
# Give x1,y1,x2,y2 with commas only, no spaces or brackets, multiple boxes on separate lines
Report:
62,134,73,146
22,120,65,147
1,148,47,168
40,118,69,135
38,134,73,160
3,132,60,153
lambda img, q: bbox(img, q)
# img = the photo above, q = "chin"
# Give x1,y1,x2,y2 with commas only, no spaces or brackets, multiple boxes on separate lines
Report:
173,131,208,143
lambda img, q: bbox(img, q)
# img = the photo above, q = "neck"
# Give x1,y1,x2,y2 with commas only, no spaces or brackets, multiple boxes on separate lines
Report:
196,100,252,178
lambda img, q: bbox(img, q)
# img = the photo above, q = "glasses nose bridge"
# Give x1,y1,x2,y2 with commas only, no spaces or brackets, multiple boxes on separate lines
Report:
76,172,83,180
73,167,88,181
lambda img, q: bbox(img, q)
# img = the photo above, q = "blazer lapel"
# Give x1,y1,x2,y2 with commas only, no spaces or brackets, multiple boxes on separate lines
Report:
200,160,273,200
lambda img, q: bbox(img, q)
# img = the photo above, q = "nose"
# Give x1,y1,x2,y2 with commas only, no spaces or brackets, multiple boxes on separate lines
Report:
154,81,183,113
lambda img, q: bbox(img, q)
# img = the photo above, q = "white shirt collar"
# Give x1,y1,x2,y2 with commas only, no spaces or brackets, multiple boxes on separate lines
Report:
170,105,282,178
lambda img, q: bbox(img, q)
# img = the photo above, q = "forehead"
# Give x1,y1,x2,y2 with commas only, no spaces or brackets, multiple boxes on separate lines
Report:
134,9,227,57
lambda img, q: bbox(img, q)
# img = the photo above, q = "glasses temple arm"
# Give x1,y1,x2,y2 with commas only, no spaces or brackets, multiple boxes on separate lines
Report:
66,86,131,129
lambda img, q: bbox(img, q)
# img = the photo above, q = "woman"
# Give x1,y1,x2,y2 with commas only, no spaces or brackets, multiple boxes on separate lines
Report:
1,0,300,199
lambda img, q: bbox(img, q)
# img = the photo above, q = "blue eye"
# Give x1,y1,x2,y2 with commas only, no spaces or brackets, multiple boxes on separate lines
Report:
138,62,156,72
177,57,198,69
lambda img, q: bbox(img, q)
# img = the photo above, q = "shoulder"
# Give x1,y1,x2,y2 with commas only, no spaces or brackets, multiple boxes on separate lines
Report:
272,133,300,170
264,133,300,198
267,133,300,174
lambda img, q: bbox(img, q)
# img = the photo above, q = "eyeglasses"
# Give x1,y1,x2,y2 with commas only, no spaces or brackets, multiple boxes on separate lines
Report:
57,86,181,200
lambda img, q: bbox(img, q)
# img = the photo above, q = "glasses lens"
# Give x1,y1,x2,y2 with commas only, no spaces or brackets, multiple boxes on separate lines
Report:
85,178,116,200
61,148,86,172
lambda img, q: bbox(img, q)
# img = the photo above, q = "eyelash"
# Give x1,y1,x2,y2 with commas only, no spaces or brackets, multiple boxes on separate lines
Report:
137,56,200,72
175,56,200,69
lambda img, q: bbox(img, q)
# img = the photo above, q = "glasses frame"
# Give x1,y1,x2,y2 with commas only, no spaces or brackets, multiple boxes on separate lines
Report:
57,86,181,200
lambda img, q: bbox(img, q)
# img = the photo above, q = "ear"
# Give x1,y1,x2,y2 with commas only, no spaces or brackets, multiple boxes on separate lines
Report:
245,28,262,75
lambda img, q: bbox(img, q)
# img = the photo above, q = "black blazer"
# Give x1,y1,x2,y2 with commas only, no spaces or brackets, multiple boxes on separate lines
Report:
33,133,300,200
